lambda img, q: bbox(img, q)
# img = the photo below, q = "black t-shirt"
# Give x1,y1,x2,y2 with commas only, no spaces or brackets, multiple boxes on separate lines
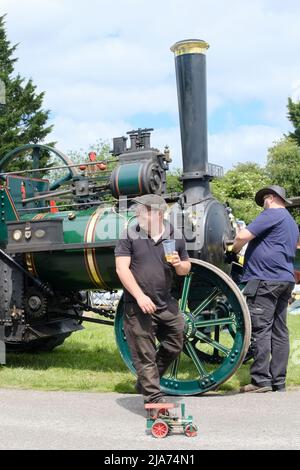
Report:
114,222,189,310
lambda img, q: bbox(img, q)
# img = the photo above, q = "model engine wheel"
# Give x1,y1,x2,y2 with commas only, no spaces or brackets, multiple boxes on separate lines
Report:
151,420,169,438
184,424,197,437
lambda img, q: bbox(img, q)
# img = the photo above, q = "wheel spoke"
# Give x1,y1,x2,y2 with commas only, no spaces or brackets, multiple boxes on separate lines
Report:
168,357,180,379
191,288,220,316
194,331,231,356
194,317,235,328
180,273,193,312
185,341,207,377
214,325,220,357
228,324,236,339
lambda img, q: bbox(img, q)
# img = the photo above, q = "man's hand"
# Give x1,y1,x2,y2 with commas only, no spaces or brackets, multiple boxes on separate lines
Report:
169,251,181,267
224,250,238,264
169,252,191,276
136,294,157,315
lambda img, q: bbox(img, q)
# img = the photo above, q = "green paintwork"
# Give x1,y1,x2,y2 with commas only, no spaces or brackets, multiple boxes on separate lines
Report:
21,208,136,290
7,175,49,211
115,162,142,196
0,176,50,244
0,187,18,245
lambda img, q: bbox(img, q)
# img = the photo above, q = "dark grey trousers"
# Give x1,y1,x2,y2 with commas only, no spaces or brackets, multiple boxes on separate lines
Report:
246,281,294,388
123,298,185,403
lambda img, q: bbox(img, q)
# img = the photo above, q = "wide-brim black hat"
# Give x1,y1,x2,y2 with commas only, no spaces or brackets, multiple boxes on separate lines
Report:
255,185,292,207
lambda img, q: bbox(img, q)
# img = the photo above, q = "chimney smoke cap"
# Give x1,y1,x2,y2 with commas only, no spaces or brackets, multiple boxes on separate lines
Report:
171,39,210,56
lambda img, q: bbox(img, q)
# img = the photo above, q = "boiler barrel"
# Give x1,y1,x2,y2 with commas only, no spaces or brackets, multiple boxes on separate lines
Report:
21,208,134,291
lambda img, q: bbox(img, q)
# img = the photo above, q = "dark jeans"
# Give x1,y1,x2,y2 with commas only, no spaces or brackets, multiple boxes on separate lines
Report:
246,281,294,388
123,298,185,404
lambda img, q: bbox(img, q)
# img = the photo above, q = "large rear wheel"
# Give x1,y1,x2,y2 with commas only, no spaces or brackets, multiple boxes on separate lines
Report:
115,259,251,396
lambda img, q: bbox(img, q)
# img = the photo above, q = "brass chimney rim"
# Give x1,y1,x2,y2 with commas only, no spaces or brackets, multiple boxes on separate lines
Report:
170,39,210,56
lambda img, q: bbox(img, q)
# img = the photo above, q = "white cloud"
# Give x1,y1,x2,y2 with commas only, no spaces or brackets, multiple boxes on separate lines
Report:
44,83,177,121
209,125,283,170
292,80,300,102
1,0,300,170
50,116,132,153
154,124,283,171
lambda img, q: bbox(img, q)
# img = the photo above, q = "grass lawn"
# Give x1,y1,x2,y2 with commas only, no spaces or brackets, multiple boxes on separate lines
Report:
0,315,300,393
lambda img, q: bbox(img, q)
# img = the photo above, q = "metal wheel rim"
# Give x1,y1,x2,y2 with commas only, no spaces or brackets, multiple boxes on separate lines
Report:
184,424,197,437
0,144,78,189
151,420,169,438
115,258,251,396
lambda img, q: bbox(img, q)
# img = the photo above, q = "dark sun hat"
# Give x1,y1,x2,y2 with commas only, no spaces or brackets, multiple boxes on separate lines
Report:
255,185,292,207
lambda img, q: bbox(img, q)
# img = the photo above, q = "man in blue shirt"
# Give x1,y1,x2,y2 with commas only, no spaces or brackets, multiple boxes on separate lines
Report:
232,185,299,393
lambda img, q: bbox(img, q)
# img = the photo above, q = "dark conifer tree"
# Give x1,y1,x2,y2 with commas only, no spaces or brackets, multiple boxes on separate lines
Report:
0,14,53,171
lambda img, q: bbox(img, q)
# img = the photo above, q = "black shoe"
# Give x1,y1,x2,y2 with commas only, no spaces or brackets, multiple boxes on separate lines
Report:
273,385,286,392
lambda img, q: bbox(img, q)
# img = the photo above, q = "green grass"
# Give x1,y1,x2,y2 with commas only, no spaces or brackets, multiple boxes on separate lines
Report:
0,323,134,393
0,315,300,393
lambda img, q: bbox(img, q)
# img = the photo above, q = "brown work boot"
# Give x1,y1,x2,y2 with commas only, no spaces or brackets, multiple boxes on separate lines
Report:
240,383,272,393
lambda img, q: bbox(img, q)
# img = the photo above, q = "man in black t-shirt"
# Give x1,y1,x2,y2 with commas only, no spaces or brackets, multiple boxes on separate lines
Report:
115,194,191,404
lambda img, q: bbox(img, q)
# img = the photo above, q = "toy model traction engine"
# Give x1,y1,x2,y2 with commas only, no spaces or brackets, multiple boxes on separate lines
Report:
0,39,251,396
145,402,197,438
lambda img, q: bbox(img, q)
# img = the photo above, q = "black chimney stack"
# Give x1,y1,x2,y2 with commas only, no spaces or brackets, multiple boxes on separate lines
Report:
171,39,211,204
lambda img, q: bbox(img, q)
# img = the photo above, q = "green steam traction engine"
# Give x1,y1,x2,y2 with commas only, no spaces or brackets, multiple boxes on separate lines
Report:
0,39,251,396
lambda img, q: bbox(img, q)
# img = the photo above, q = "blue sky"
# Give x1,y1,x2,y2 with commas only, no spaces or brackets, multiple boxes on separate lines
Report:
1,0,300,170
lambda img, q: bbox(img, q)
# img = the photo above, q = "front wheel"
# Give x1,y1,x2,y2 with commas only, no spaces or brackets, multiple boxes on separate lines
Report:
151,420,169,438
5,333,72,353
184,424,198,437
115,259,251,396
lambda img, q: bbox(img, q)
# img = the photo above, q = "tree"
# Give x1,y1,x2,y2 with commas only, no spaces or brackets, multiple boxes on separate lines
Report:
166,168,183,194
212,162,271,223
266,137,300,198
0,14,53,170
66,139,111,168
265,98,300,223
287,97,300,146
